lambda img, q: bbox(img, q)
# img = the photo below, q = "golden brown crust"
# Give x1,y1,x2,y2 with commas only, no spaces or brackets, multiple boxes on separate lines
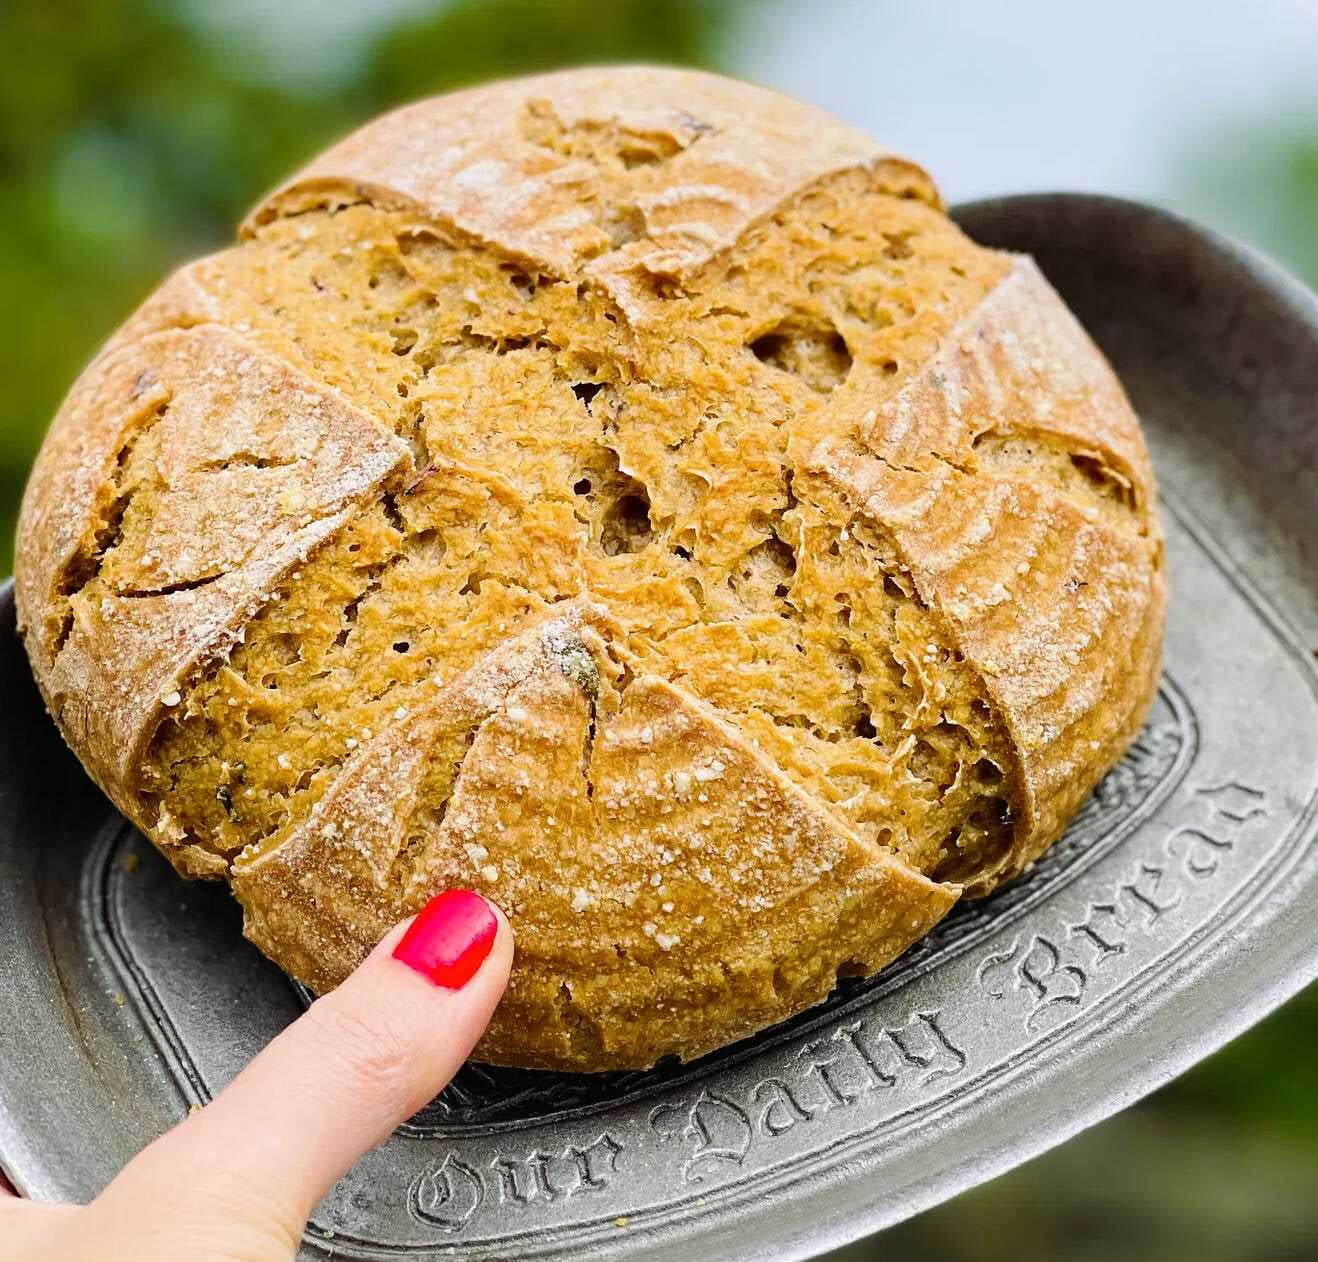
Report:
244,66,938,283
15,67,1164,1069
233,605,955,1069
804,256,1165,889
16,324,409,813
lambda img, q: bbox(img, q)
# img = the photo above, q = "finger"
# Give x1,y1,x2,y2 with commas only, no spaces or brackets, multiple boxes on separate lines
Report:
0,1180,85,1259
97,889,511,1250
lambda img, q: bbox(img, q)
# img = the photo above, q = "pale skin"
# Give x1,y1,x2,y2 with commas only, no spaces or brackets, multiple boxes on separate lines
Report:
0,907,513,1261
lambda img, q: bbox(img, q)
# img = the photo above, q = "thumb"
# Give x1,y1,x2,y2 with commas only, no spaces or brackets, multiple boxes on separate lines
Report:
94,889,512,1257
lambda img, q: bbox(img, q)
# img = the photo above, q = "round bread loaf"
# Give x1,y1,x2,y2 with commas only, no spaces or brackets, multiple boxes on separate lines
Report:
16,67,1164,1071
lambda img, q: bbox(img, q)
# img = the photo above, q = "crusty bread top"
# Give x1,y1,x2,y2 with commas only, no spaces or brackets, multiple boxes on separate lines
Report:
244,67,938,283
15,67,1164,1069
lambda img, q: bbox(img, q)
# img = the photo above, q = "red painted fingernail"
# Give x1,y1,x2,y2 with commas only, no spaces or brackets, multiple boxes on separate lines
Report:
392,890,497,988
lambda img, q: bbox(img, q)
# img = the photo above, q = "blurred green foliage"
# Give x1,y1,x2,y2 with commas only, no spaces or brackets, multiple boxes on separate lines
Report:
869,1105,1318,1262
1176,123,1318,285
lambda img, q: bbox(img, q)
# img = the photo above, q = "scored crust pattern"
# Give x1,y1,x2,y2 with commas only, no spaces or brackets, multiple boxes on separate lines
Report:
15,68,1164,1070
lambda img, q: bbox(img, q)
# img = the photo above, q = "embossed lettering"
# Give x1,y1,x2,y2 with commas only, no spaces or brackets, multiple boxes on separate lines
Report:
653,1010,967,1184
800,1035,866,1107
835,1020,898,1088
1068,902,1127,965
491,1134,622,1204
411,1153,484,1230
650,1090,751,1182
490,1154,540,1205
1017,935,1086,1029
1119,862,1181,923
752,1077,813,1135
977,935,1086,1030
573,1133,623,1190
1167,826,1234,877
1195,781,1266,823
886,1011,968,1082
976,937,1021,999
971,773,1273,1040
802,1011,967,1107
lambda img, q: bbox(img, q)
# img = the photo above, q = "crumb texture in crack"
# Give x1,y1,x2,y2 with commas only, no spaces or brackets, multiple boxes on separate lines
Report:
144,157,1021,884
30,320,408,839
231,617,956,1067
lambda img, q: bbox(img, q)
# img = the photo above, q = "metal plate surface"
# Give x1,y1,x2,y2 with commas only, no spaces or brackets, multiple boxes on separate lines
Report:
0,194,1315,1261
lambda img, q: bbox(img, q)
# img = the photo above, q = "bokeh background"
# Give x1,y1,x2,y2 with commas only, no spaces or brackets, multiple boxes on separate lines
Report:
3,1,1315,1257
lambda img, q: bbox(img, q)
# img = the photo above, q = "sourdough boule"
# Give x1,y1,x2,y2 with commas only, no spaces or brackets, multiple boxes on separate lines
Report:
16,67,1164,1071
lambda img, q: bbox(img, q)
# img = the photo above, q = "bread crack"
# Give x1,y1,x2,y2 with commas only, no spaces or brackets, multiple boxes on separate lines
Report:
138,171,1025,891
47,397,170,656
112,574,226,599
970,428,1144,533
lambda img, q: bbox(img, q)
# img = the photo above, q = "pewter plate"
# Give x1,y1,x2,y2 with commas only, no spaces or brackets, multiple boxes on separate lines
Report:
1,194,1315,1261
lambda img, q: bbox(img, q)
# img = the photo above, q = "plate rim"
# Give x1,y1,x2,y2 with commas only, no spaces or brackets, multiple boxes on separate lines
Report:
1,191,1315,1262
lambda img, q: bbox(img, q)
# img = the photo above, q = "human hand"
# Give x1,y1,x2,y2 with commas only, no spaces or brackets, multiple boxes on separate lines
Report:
1,889,512,1260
